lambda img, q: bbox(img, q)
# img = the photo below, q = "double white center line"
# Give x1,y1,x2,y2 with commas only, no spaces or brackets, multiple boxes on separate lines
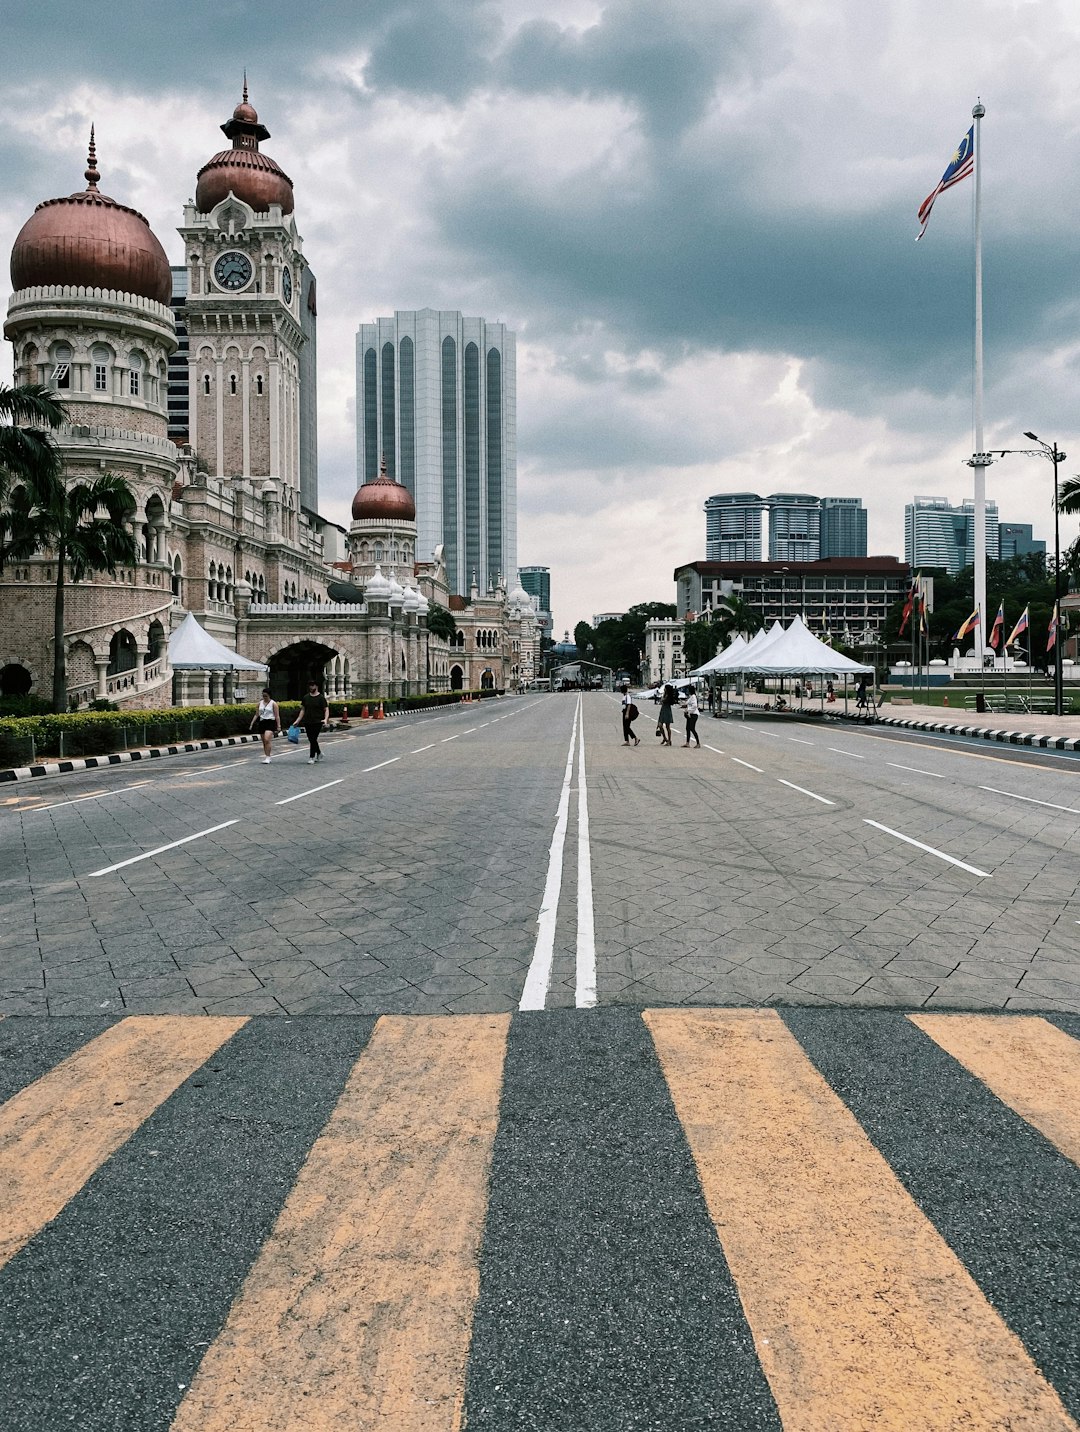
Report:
520,695,595,1010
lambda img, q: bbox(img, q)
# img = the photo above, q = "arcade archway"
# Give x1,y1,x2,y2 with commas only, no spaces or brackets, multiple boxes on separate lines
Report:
268,641,339,700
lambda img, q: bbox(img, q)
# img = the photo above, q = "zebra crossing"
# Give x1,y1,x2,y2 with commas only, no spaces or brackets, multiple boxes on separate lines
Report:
1,1008,1078,1430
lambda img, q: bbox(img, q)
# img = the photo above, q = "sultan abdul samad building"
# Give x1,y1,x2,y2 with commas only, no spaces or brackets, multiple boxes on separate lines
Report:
1,86,539,707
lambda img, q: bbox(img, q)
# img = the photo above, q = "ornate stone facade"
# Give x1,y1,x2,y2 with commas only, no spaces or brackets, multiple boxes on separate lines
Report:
1,91,536,710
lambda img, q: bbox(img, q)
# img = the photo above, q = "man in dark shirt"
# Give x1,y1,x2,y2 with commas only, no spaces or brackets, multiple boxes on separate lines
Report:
298,682,329,763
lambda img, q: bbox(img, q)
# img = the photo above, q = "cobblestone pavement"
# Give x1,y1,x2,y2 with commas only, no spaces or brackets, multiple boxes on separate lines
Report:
2,692,1080,1013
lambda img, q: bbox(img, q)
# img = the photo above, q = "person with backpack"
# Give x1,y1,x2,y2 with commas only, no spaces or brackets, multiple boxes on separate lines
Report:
621,685,640,745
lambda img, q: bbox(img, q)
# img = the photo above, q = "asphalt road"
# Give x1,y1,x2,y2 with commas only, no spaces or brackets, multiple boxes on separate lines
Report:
2,692,1079,1014
0,1007,1078,1429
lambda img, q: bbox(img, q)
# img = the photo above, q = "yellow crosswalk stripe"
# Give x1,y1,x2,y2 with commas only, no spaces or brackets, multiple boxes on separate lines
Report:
911,1013,1080,1168
645,1008,1077,1432
0,1015,245,1268
170,1013,509,1432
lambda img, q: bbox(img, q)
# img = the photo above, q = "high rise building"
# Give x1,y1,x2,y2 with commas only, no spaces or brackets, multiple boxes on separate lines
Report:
905,497,1000,574
768,493,821,562
355,310,516,597
819,497,867,558
704,492,865,563
705,493,764,561
519,565,551,639
998,522,1046,561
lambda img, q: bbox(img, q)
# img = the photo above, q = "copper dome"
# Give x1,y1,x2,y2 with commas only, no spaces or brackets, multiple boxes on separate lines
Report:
195,83,294,215
10,129,172,306
352,457,417,522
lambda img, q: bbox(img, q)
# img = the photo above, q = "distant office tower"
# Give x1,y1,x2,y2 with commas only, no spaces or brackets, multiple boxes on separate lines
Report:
998,522,1046,561
768,493,821,562
167,266,189,444
819,497,867,558
905,497,1000,574
705,493,764,561
355,309,517,597
298,268,319,513
519,566,551,640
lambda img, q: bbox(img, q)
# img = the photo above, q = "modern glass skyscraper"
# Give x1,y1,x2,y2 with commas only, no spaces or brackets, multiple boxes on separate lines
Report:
704,493,764,561
767,493,821,561
905,497,1000,574
819,497,867,558
355,309,517,597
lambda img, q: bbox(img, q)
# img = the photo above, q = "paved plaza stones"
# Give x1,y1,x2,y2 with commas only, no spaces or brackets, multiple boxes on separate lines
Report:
2,693,1080,1015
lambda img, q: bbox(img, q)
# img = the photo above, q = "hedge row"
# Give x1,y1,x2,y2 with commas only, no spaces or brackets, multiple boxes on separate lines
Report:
0,688,500,766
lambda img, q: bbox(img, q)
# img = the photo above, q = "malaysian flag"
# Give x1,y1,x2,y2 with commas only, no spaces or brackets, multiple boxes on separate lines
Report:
917,125,975,240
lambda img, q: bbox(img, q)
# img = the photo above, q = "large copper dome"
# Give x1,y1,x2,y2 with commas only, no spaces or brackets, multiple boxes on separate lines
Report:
195,85,294,215
352,458,417,521
10,130,172,305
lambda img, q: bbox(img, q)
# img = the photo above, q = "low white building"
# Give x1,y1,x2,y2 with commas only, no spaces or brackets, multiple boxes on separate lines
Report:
642,617,685,686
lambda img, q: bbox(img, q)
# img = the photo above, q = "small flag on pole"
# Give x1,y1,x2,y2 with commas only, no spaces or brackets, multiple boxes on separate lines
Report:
917,125,975,240
919,588,928,635
988,602,1004,651
899,574,920,635
1005,606,1029,647
1047,602,1060,651
955,608,980,642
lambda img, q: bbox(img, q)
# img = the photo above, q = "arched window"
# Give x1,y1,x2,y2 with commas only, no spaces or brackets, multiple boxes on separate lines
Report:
203,373,211,395
172,554,182,599
51,342,72,391
256,374,264,396
229,373,237,395
128,351,143,397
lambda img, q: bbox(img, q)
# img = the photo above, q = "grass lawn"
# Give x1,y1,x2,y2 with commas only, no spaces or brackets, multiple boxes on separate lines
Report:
885,686,1080,713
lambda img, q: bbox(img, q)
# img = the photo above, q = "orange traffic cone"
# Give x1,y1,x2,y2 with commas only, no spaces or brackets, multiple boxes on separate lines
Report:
375,701,385,720
360,703,369,719
339,706,350,727
943,695,949,706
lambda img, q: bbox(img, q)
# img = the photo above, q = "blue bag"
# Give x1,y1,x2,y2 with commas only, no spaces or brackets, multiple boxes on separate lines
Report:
286,724,301,744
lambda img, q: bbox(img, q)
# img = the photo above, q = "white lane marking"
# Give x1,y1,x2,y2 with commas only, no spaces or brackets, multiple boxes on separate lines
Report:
731,757,763,773
979,785,1080,815
30,782,151,812
362,757,402,773
520,697,580,1012
575,707,596,1009
441,734,462,743
86,820,239,877
864,819,991,878
704,744,725,755
276,779,344,805
411,744,436,754
827,748,864,759
788,737,814,745
462,728,477,734
777,778,835,806
887,762,946,779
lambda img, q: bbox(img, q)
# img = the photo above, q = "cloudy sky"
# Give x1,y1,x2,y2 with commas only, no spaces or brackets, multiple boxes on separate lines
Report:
3,0,1079,633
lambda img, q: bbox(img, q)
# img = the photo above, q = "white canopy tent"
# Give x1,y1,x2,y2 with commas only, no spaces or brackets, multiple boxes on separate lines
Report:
733,616,873,677
169,612,268,672
689,634,746,677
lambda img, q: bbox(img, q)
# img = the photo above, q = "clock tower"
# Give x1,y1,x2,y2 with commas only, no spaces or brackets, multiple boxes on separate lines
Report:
179,85,310,502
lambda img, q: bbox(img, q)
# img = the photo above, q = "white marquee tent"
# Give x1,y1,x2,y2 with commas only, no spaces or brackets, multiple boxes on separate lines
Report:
169,613,268,672
733,616,873,677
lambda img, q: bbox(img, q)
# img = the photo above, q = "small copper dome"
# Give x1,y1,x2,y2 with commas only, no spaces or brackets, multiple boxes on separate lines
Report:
195,83,294,215
351,456,417,522
10,129,172,305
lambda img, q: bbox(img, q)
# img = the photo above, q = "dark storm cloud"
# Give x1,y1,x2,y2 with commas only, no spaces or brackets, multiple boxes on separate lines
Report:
363,2,501,102
499,0,782,139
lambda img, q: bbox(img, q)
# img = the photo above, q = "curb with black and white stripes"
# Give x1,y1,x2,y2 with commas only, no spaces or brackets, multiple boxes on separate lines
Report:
874,713,1080,751
0,733,267,784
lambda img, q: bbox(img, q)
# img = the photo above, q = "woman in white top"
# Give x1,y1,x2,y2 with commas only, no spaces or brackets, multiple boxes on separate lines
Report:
682,689,701,748
249,687,281,763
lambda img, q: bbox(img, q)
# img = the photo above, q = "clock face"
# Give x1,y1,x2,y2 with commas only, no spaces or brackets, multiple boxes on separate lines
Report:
281,265,293,304
213,250,253,291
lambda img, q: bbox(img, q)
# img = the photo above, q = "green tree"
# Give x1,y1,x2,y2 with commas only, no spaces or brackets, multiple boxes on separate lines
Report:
2,467,138,711
0,383,66,501
425,600,457,643
573,620,595,657
682,598,763,670
586,602,676,678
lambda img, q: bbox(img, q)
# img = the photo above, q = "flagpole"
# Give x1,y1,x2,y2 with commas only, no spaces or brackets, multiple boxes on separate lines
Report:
968,99,990,666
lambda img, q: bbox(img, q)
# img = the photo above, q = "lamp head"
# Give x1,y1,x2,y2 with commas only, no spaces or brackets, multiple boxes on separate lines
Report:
1024,431,1039,442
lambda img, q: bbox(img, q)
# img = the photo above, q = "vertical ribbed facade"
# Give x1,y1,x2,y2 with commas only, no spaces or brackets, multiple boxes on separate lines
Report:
355,310,516,598
905,497,999,575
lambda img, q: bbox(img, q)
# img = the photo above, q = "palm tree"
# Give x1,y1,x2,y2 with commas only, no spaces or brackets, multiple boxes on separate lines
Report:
0,383,66,500
1056,475,1080,516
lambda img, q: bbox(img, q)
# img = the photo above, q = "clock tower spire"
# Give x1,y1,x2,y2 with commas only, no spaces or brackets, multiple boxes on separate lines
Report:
179,84,315,515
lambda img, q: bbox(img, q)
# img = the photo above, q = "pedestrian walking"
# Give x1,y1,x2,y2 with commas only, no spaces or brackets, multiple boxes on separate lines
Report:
657,684,675,745
620,684,641,745
249,687,281,763
296,681,330,763
682,688,701,747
